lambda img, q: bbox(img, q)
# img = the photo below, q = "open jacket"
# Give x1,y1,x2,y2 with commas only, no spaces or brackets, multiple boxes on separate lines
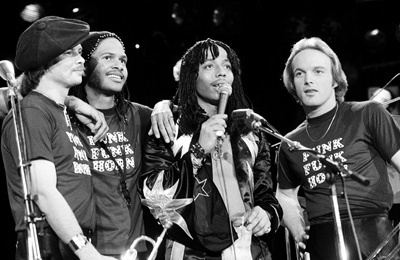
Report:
139,124,282,254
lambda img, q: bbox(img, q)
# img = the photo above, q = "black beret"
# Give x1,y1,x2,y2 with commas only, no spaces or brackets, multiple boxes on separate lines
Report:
15,16,90,71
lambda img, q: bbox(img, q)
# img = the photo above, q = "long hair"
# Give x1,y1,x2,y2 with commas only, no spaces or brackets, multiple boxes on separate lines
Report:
176,38,252,136
20,56,62,97
282,37,348,103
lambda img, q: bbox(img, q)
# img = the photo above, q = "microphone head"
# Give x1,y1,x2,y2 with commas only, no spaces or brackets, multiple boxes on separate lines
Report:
231,109,253,120
218,84,232,96
217,84,232,114
0,60,15,81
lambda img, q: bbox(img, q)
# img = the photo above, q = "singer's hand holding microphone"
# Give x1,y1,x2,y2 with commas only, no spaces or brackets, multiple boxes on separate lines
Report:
197,84,232,154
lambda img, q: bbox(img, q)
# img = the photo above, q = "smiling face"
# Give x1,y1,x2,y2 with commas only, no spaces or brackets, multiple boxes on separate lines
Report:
292,48,338,117
195,45,234,114
86,37,128,96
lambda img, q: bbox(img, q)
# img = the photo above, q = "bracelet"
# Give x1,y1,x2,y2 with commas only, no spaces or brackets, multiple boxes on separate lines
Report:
190,142,206,160
68,233,89,252
191,153,204,169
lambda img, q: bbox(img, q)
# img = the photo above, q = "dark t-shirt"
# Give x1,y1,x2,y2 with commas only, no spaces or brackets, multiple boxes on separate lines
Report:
76,101,152,255
1,91,94,231
278,101,400,224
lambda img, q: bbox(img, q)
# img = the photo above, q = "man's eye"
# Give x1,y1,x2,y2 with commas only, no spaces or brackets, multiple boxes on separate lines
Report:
295,71,303,77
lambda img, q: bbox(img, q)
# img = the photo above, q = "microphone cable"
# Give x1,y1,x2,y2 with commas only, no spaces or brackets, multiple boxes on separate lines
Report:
369,72,400,101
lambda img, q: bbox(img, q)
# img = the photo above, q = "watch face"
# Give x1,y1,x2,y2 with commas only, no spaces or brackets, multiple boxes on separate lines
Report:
68,233,88,251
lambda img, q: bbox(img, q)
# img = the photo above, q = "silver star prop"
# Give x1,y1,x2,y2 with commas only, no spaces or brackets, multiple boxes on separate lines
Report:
142,170,194,239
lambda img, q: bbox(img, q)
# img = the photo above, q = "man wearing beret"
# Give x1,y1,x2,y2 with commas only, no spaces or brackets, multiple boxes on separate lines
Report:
1,16,116,260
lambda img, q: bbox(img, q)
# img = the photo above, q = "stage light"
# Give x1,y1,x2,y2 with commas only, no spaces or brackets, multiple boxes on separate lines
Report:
213,7,225,26
364,28,387,54
171,3,185,25
72,7,80,14
20,3,43,23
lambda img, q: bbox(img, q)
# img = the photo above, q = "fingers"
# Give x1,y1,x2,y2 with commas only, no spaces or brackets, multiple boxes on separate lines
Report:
161,114,175,142
245,207,272,237
151,208,173,229
295,227,310,253
149,112,176,143
158,215,173,229
150,113,161,139
89,112,109,143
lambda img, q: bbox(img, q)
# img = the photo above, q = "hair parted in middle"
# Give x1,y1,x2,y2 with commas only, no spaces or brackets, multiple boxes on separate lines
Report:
175,38,252,136
282,37,348,104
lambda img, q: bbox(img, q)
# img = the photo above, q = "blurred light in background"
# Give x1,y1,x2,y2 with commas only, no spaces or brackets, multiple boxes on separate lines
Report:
20,3,44,23
171,3,185,25
364,28,387,54
213,6,225,26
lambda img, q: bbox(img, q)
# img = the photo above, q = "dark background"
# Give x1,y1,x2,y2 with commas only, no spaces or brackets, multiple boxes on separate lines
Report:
1,0,400,259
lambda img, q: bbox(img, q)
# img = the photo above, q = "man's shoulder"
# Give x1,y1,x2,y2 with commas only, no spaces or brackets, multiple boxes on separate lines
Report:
125,100,152,124
342,100,387,116
342,100,379,110
126,100,152,112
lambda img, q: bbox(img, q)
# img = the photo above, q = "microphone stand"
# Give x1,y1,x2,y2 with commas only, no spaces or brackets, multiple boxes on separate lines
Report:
249,120,369,260
7,77,43,260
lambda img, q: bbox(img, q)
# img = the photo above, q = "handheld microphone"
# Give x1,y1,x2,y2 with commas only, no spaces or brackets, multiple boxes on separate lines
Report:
217,84,232,114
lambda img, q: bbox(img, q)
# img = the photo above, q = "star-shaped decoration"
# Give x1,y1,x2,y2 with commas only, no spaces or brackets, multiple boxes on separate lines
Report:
193,175,209,201
142,171,194,239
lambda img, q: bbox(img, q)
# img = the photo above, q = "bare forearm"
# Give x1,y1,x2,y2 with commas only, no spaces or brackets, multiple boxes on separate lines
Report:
36,190,82,243
281,199,306,241
276,187,307,242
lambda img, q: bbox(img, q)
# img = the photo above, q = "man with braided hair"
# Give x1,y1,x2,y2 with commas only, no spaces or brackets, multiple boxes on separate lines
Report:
140,38,282,260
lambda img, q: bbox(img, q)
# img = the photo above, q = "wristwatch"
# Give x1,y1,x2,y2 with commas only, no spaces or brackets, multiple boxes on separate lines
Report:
68,233,89,252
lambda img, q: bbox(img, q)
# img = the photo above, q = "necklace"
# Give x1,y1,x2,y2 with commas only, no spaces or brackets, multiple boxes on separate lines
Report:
305,104,339,142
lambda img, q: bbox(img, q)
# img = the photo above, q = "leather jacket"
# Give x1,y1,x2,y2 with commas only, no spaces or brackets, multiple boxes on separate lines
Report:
140,125,282,254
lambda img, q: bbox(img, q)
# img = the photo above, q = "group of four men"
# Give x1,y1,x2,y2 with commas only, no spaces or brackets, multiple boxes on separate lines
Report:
1,14,400,260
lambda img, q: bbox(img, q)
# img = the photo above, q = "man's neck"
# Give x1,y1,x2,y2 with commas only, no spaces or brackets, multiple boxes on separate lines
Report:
35,82,69,105
198,98,218,116
304,97,337,119
85,86,115,109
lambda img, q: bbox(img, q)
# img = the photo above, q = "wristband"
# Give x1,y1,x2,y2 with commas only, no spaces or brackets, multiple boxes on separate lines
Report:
68,233,89,252
190,142,206,160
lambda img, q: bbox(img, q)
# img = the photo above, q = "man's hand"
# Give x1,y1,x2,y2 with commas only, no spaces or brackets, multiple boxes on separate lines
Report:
65,96,109,142
149,100,176,143
150,207,173,229
294,226,310,253
198,114,227,154
240,206,272,237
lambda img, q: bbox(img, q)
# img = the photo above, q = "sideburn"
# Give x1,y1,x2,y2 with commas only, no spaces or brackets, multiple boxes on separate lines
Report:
85,58,102,90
